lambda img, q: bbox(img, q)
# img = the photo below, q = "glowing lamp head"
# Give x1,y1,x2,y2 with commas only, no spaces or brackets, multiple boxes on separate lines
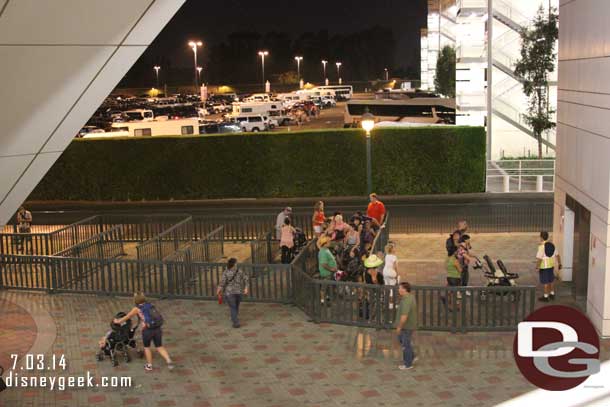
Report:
361,108,375,136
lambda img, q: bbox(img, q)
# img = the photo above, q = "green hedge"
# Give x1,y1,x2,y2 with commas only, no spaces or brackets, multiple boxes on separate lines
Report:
29,127,486,200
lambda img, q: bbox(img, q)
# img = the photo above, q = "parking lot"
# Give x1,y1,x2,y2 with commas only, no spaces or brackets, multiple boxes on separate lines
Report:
205,102,347,132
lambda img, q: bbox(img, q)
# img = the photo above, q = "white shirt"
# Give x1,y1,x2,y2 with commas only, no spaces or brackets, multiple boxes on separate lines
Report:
383,254,398,285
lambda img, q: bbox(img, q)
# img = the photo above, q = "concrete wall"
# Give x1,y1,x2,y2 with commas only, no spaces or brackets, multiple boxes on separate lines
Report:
554,0,610,336
0,0,185,225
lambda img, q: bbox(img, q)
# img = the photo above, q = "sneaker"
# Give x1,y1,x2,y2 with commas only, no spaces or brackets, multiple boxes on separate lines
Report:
144,364,153,371
412,357,419,365
232,323,241,328
167,362,175,371
456,292,463,299
549,293,556,300
398,365,414,370
465,290,472,297
538,296,550,302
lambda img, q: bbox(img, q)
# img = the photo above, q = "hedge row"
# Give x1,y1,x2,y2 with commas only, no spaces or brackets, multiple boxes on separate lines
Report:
29,127,486,201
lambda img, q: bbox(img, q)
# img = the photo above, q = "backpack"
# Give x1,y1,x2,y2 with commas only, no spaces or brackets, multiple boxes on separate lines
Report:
544,242,556,258
139,303,164,329
446,233,458,256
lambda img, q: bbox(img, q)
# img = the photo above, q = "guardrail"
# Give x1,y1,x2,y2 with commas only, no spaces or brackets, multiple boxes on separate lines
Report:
136,216,193,261
486,160,555,193
54,225,125,260
250,230,275,265
0,216,100,256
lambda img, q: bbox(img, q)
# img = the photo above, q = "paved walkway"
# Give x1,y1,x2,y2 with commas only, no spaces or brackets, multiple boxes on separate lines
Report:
2,290,609,407
1,233,606,407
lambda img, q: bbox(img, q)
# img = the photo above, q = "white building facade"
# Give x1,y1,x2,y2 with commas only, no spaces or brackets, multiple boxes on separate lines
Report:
422,0,558,159
553,0,610,337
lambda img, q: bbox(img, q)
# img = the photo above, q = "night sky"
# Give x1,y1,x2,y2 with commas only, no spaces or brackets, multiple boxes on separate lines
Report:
122,0,428,87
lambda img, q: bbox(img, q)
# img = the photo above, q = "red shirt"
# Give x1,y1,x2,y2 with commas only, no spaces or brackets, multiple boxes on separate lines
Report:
367,201,386,223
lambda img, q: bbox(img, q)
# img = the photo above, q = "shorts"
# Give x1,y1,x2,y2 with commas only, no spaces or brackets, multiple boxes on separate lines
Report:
539,268,555,284
447,277,461,287
142,327,162,347
313,225,322,234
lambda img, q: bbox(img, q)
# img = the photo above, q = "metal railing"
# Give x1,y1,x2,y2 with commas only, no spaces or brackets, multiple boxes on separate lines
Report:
54,225,126,260
250,230,275,265
486,160,555,193
136,216,193,261
0,216,100,256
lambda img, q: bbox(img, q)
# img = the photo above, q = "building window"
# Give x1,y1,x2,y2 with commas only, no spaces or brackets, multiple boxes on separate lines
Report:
181,126,194,135
242,108,253,113
134,128,151,137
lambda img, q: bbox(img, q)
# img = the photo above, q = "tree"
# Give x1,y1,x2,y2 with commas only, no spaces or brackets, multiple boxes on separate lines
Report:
277,71,299,85
514,6,559,159
434,46,456,98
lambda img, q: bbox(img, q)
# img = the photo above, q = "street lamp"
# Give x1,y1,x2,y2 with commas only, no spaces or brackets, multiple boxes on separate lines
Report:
197,66,202,83
294,56,303,81
188,40,203,91
361,107,375,195
384,68,389,81
321,60,327,81
336,62,342,83
153,65,160,89
258,50,269,90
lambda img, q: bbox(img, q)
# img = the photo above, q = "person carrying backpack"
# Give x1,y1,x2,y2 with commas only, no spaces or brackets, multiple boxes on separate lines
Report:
536,231,562,302
114,293,174,371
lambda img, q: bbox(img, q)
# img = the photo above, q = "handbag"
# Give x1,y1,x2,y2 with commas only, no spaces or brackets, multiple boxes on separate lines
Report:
218,269,240,305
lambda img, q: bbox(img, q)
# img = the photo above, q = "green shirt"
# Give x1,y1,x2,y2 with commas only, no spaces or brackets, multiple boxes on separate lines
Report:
395,294,418,330
318,247,336,278
446,256,460,279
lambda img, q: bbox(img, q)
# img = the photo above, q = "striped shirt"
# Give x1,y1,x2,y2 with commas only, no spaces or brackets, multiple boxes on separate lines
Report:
219,268,248,295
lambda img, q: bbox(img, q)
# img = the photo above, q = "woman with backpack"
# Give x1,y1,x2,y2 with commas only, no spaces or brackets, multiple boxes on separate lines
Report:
217,258,249,328
114,293,174,372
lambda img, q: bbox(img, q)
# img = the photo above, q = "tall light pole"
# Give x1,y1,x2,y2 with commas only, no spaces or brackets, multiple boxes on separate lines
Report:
153,65,160,89
361,108,375,196
188,40,203,92
321,60,327,81
294,56,303,81
384,68,389,81
258,50,269,91
197,66,202,83
336,62,342,83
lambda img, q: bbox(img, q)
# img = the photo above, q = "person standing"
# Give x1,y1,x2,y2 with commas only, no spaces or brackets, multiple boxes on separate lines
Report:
279,218,296,264
312,201,326,237
395,282,418,370
16,206,33,254
114,293,174,372
382,242,399,286
445,251,463,308
536,231,562,302
217,258,249,328
366,193,386,227
275,207,292,239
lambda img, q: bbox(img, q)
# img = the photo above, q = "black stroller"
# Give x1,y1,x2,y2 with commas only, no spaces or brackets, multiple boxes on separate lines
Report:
96,312,143,366
292,228,308,256
473,255,520,302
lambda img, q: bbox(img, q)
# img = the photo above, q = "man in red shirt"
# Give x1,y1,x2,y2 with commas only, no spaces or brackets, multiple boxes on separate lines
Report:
366,193,386,226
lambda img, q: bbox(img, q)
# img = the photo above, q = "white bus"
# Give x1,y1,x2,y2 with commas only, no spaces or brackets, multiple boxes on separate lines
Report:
110,118,200,137
313,85,353,100
344,98,456,127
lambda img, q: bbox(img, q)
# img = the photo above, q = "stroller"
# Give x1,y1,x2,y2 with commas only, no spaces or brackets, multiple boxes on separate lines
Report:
96,312,142,366
292,228,308,256
473,255,520,301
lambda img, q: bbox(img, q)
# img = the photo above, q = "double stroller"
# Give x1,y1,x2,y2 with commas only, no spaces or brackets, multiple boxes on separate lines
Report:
473,255,520,301
96,312,143,367
292,228,308,256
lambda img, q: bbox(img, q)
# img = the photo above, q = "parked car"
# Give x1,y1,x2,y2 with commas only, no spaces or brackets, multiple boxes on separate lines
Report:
231,115,269,132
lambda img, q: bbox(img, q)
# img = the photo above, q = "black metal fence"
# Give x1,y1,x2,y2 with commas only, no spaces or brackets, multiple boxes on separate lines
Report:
250,230,275,265
54,225,126,260
136,216,193,261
